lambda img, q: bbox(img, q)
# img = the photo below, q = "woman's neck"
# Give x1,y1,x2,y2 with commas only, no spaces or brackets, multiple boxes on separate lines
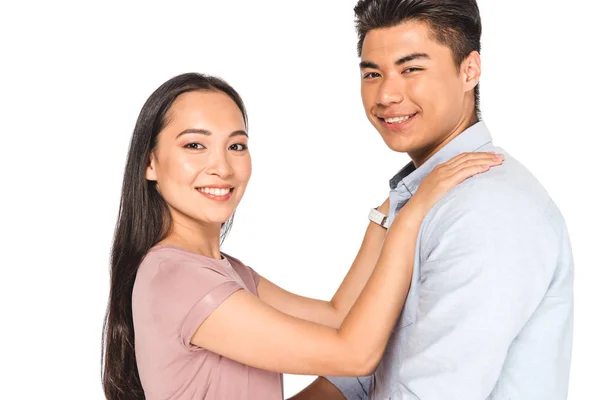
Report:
161,217,223,260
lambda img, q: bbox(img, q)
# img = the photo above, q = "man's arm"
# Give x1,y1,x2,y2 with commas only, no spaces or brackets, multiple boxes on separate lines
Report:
288,377,346,400
289,376,372,400
390,182,560,399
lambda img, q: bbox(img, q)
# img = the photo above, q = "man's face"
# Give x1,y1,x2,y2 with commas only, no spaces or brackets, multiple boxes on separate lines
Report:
360,20,480,165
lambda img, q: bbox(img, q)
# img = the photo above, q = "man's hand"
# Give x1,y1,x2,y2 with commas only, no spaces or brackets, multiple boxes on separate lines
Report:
288,377,346,400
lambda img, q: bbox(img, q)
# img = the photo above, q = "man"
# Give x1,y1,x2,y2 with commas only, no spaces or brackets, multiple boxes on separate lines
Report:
292,0,574,398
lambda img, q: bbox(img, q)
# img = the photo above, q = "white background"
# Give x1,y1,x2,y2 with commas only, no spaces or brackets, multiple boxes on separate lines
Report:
0,0,597,398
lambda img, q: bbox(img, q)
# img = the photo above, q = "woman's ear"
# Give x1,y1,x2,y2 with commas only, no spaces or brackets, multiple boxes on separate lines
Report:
146,153,157,181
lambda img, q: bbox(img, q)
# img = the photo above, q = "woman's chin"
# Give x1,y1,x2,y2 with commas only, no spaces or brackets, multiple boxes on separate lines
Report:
202,214,234,227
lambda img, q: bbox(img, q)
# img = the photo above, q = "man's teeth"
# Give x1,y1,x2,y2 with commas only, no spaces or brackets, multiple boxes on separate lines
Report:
384,115,411,123
199,187,232,196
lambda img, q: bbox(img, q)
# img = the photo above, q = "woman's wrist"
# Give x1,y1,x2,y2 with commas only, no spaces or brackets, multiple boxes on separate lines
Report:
393,199,427,228
377,198,390,215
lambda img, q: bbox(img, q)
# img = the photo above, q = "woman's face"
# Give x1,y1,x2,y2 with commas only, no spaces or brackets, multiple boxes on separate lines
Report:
146,90,251,228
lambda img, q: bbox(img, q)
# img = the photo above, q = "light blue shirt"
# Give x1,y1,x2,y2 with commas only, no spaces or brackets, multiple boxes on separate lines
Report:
328,122,574,399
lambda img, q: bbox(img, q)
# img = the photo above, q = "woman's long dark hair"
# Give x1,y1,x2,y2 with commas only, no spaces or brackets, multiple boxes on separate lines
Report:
101,73,248,400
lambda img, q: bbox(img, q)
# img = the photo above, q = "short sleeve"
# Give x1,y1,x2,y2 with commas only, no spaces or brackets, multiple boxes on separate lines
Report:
221,252,262,292
246,266,262,288
150,259,243,349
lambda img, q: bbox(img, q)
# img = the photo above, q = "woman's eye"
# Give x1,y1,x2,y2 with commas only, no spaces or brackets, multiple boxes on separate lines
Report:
185,143,205,150
229,143,248,151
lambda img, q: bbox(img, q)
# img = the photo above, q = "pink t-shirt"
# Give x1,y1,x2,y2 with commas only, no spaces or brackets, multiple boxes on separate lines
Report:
132,244,283,399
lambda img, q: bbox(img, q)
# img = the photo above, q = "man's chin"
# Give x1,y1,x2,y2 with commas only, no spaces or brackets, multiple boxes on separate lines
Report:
381,138,417,154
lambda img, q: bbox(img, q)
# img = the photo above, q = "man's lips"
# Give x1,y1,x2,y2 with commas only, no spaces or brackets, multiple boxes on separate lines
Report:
376,112,418,123
374,112,418,131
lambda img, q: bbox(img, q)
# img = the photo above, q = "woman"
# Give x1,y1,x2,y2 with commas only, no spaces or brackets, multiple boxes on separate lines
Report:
101,72,503,399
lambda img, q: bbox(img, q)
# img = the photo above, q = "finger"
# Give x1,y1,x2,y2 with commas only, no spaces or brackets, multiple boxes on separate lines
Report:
443,151,493,164
443,152,501,171
449,163,497,186
448,156,503,173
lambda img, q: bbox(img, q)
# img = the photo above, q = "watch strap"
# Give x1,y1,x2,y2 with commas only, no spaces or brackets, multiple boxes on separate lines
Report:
369,207,390,229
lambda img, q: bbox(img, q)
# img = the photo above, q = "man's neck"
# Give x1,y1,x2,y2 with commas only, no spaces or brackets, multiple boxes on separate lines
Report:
410,115,479,168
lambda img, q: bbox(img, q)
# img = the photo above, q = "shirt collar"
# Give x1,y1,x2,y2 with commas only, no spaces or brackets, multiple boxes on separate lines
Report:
389,121,493,194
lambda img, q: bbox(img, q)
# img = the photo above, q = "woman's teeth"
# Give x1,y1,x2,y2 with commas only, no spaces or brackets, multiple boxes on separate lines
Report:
199,187,232,196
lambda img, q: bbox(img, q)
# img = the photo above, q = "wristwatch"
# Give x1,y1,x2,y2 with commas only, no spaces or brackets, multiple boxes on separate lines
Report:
369,207,390,229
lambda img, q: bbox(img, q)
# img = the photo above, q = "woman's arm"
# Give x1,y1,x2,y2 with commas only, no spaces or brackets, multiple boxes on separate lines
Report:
256,198,390,328
191,152,502,376
192,202,421,376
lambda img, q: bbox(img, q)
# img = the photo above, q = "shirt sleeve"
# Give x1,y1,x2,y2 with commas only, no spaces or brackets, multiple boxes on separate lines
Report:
325,376,372,400
246,265,262,289
150,259,243,349
392,184,561,399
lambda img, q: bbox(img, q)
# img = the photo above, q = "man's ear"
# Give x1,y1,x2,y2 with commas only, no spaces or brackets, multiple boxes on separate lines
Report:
146,152,157,181
462,50,481,92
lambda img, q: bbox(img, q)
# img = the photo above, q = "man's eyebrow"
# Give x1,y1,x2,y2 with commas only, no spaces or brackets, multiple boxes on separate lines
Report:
359,53,431,70
176,128,248,138
395,52,430,65
359,60,379,70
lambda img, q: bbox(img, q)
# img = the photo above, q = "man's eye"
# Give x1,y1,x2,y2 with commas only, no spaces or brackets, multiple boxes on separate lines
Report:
230,143,248,151
363,72,381,79
403,67,423,74
185,143,205,150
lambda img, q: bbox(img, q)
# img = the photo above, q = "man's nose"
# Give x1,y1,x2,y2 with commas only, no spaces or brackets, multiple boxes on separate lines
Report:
376,77,404,107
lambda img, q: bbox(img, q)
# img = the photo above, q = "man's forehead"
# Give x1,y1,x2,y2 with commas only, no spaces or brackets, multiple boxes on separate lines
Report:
361,21,434,57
